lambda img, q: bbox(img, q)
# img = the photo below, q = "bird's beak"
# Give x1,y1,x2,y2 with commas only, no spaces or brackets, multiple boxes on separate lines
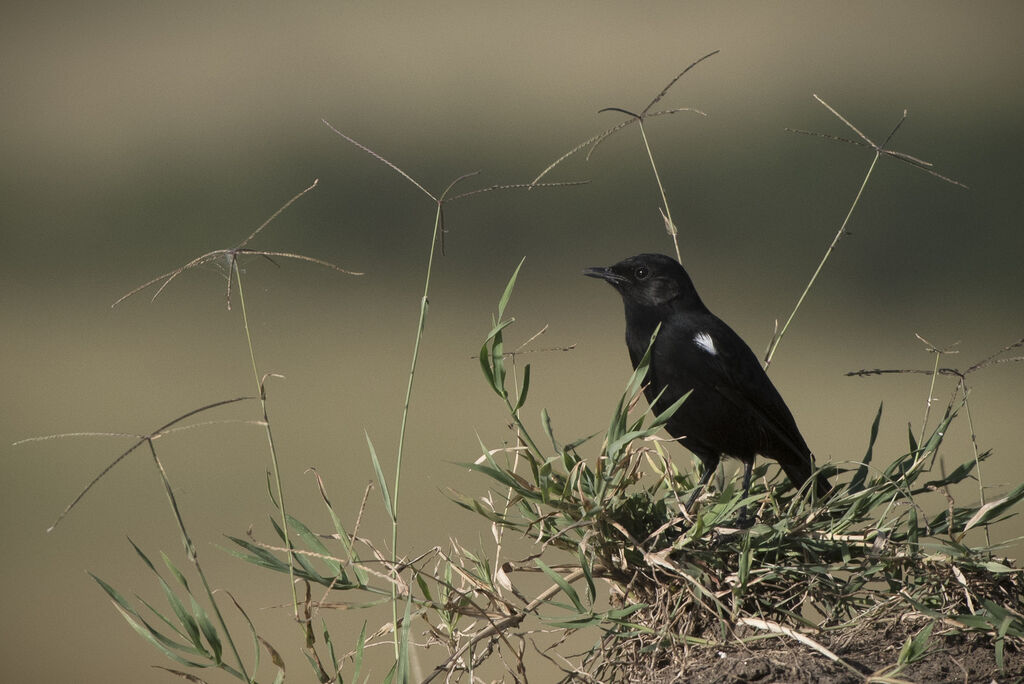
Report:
583,266,628,287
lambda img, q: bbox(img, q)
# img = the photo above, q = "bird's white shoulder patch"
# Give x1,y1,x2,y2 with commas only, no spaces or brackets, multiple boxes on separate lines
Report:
693,331,717,355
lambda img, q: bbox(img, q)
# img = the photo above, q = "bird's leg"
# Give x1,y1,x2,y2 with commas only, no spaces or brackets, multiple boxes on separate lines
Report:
733,458,755,529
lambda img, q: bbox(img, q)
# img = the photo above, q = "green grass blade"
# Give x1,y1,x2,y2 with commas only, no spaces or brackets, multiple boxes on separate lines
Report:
111,602,213,669
578,548,596,605
963,483,1024,532
365,431,394,520
849,402,882,494
497,257,526,319
514,363,531,411
353,621,367,682
536,559,584,613
91,573,212,668
190,596,223,664
478,340,495,388
287,513,342,576
541,407,559,452
223,537,290,571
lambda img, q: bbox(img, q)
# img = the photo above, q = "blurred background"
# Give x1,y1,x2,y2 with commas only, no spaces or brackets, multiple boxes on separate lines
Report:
3,2,1023,681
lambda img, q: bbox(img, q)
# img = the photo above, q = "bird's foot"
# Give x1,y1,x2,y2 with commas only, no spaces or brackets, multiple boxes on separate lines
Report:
731,507,755,529
732,515,755,529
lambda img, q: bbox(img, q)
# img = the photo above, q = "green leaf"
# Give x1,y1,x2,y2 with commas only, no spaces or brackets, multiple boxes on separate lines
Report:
964,483,1024,532
91,573,211,668
543,603,648,629
478,340,495,388
190,596,223,664
648,390,690,431
497,257,526,319
223,536,290,572
918,453,985,491
951,613,992,630
984,561,1018,573
920,407,958,455
564,431,598,452
898,620,934,665
541,408,558,452
365,431,394,520
625,324,660,399
513,363,531,411
604,398,682,459
161,552,191,591
131,594,191,650
482,317,516,345
287,514,341,575
541,614,610,628
91,571,139,618
223,589,262,677
737,531,752,594
906,507,919,550
128,537,159,574
907,421,918,454
268,514,288,544
161,583,203,651
606,604,646,621
111,602,212,669
578,548,596,606
465,461,533,495
849,402,882,494
536,559,584,613
493,344,507,396
128,550,203,652
396,593,413,684
316,482,368,586
353,621,366,682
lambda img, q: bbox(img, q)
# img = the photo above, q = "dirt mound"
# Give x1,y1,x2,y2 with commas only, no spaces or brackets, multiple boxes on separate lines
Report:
649,622,1018,683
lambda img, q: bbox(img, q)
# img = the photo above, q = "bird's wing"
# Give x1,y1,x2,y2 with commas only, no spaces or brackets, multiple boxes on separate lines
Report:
672,313,812,460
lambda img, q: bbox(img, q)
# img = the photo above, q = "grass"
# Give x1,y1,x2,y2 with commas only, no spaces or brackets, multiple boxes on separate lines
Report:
449,269,1024,680
16,54,1023,682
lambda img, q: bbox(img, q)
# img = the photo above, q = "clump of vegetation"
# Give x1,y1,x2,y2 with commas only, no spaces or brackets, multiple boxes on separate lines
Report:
459,277,1024,680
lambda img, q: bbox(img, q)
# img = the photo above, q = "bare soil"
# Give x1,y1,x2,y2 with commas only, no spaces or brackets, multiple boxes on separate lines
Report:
651,621,1019,683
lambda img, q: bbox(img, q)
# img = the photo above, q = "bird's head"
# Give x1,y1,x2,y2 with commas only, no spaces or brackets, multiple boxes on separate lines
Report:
584,253,704,312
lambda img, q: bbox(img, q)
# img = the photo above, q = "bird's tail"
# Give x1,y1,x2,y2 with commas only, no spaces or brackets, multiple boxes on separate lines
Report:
776,454,831,500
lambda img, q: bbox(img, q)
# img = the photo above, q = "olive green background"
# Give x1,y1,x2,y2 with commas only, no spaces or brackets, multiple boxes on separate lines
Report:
3,2,1023,681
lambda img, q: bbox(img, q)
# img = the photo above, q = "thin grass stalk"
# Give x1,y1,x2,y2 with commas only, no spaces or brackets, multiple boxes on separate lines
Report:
390,201,444,656
637,119,682,264
499,372,545,462
960,379,991,548
764,151,881,368
233,260,300,619
147,438,250,680
918,347,943,448
493,356,526,573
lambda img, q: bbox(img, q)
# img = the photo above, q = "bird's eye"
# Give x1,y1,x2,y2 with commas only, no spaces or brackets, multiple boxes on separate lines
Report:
634,266,649,280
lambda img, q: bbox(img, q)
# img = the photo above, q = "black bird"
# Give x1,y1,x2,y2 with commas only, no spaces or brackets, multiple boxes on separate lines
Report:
585,253,827,525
